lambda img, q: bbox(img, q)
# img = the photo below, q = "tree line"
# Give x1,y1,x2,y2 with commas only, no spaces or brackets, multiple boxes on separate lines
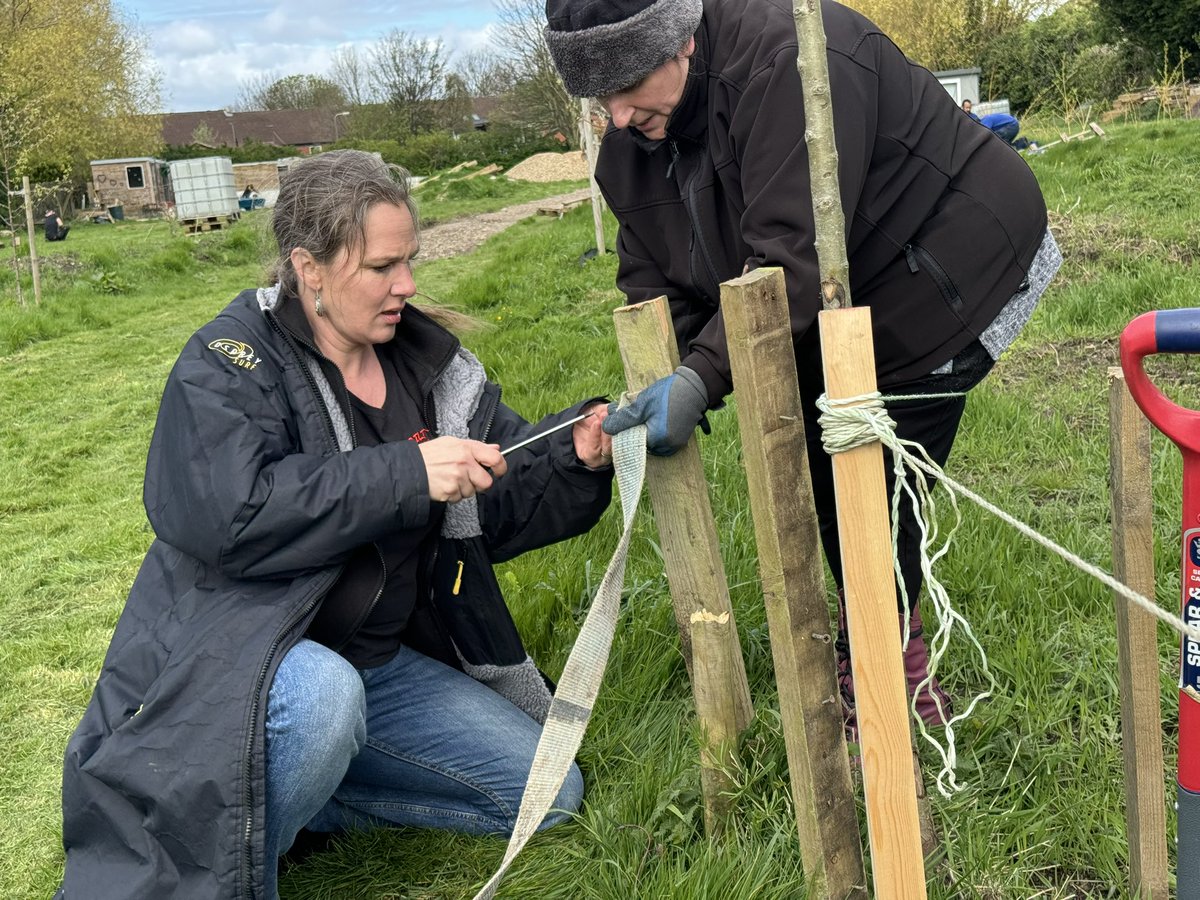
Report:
2,0,1197,201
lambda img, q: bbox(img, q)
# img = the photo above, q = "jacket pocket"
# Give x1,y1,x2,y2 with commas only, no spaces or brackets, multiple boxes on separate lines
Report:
904,243,963,312
429,536,528,667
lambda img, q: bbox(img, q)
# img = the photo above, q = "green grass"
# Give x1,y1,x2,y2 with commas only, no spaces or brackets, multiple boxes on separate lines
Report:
413,172,588,228
3,118,1200,898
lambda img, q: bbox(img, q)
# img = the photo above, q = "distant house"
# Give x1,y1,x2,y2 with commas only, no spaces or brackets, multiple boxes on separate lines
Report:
161,108,339,151
933,68,981,106
470,97,502,131
89,157,169,218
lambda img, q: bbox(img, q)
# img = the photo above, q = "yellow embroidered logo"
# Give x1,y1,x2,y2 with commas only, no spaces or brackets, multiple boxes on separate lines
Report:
208,339,260,370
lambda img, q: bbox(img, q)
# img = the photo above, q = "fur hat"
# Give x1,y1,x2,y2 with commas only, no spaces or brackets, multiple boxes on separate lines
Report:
544,0,703,98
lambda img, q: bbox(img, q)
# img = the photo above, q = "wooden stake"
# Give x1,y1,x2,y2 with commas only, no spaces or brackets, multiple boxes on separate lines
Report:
612,298,754,733
690,609,739,839
22,176,42,305
1108,368,1169,900
820,306,927,900
579,99,606,256
723,267,866,898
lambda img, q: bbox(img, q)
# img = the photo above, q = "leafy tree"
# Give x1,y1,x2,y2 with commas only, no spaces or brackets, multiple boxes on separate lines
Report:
438,73,475,133
491,0,577,147
371,30,451,135
979,0,1148,112
0,0,161,187
848,0,1062,70
238,73,347,111
1094,0,1200,76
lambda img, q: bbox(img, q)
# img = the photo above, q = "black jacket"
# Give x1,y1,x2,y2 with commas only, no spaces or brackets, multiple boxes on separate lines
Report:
58,289,612,899
595,0,1049,402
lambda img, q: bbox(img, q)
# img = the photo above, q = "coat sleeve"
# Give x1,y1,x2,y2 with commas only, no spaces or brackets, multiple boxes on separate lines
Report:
478,399,613,563
143,333,431,580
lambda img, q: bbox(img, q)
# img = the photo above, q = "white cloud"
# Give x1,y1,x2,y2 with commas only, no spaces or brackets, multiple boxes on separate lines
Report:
153,20,224,57
132,0,506,111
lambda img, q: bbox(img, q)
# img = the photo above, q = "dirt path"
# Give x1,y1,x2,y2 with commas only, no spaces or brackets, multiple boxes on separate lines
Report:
417,188,593,263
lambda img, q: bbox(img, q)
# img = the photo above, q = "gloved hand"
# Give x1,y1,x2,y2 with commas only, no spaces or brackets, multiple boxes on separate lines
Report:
603,365,711,456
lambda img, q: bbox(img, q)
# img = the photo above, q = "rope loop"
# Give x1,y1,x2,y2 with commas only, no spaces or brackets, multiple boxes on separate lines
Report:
815,388,1200,796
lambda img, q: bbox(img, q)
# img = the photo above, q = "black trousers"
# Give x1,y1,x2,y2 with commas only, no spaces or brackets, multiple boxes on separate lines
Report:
801,340,995,612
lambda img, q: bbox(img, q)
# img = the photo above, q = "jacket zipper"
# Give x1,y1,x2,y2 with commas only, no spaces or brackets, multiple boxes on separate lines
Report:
672,139,721,304
479,384,500,444
239,573,336,898
904,243,964,311
266,314,339,450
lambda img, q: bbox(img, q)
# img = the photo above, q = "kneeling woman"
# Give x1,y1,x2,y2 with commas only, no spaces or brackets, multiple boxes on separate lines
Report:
57,150,614,899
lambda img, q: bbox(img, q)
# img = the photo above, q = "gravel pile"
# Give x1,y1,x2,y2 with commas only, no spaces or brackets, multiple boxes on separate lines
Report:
505,151,590,182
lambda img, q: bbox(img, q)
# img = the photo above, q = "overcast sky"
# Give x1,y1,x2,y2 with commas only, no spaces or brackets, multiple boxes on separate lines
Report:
121,0,500,112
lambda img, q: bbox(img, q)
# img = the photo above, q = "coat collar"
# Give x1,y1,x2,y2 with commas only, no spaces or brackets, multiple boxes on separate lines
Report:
268,289,461,398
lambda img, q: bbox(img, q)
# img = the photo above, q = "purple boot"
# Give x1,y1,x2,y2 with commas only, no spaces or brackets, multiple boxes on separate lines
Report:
836,591,954,741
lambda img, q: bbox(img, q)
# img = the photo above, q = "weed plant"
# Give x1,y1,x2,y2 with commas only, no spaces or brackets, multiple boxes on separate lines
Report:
2,119,1200,898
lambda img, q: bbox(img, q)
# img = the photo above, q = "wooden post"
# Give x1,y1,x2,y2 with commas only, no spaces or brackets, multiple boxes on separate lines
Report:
723,267,866,898
612,298,753,733
579,98,606,256
22,176,42,305
690,609,739,838
820,306,927,899
1108,368,1169,900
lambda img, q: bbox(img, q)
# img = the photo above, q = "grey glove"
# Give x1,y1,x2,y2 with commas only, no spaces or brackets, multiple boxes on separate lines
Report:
603,365,711,456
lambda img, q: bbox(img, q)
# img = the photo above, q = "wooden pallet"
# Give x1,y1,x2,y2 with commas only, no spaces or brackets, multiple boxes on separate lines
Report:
181,214,236,234
537,197,589,217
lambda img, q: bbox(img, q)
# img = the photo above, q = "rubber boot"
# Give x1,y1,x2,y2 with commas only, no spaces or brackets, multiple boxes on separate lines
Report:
904,602,954,726
835,591,954,742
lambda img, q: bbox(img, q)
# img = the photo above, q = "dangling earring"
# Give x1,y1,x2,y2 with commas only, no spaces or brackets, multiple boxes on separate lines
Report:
314,291,325,318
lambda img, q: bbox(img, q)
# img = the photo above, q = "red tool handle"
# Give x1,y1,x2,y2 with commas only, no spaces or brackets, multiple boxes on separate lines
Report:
1120,308,1200,794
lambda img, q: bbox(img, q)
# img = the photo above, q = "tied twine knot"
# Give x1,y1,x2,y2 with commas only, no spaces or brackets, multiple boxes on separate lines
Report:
816,389,1200,797
817,389,996,798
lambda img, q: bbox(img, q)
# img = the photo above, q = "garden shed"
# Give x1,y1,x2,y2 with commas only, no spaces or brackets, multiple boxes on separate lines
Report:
933,67,981,105
89,157,168,219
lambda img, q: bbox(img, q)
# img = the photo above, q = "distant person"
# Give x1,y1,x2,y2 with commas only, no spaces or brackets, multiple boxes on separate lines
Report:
980,112,1020,145
241,183,258,200
961,98,980,121
43,209,69,242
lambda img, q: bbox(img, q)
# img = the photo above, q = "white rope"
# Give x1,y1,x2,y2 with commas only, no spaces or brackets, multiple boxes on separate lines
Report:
818,391,993,797
818,390,1200,796
472,421,647,899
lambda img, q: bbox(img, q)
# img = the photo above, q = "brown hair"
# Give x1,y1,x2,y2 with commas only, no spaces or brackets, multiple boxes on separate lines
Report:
269,150,419,296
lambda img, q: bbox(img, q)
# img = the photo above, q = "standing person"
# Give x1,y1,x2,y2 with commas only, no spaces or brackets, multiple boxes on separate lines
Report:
544,0,1060,731
43,208,69,241
56,150,614,900
961,98,980,120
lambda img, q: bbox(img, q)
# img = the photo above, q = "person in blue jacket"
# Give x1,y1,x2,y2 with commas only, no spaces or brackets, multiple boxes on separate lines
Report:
56,150,615,900
980,111,1021,144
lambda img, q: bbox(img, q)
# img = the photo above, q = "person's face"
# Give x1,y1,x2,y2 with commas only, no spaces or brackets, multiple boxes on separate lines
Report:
599,38,694,141
962,100,972,113
306,203,418,351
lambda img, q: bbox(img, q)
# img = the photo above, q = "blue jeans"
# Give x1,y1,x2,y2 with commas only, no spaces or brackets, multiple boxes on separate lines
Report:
264,639,584,898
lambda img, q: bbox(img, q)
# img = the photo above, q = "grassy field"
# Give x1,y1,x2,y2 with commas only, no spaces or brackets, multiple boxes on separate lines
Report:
2,120,1200,898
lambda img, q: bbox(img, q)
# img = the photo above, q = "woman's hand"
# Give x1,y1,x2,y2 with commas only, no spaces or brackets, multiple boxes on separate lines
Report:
574,402,613,468
419,437,507,502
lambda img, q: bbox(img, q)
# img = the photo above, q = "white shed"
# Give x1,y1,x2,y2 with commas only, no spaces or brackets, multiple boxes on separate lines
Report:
933,68,981,106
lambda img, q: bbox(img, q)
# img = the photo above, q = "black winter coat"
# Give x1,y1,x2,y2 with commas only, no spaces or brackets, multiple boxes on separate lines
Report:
596,0,1049,402
58,289,612,899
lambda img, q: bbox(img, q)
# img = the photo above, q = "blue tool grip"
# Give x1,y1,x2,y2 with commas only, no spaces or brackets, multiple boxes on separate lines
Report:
1156,309,1200,354
1180,783,1200,898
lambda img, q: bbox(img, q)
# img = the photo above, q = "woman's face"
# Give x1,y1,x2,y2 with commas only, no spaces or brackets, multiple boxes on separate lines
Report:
312,202,418,352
